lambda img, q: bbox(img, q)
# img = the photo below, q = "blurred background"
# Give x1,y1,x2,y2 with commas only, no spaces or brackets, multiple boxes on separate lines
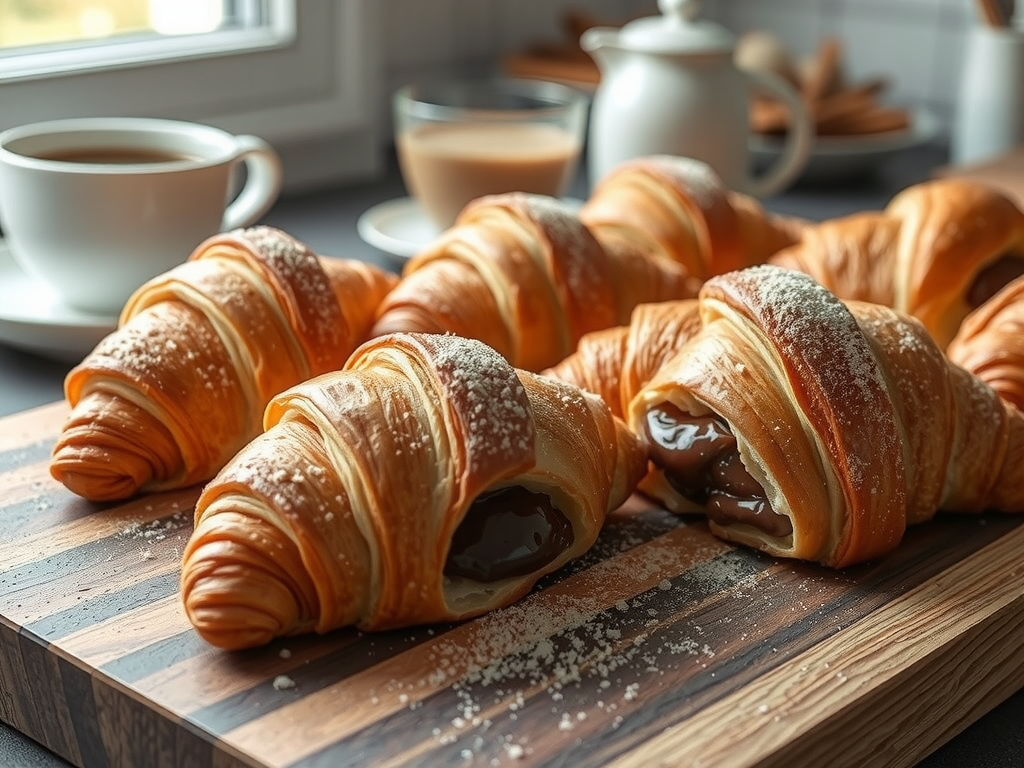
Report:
380,0,974,132
0,0,1005,187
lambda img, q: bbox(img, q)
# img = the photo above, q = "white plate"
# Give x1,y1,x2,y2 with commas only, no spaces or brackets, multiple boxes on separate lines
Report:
750,108,942,183
357,196,587,260
0,241,117,362
357,197,441,259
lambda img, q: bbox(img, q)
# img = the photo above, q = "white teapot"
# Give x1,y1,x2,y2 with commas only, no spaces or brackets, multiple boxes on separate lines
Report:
582,0,812,197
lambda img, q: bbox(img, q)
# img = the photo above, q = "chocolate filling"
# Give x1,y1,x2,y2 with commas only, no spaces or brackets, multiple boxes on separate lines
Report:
444,486,574,582
644,403,793,538
967,254,1024,309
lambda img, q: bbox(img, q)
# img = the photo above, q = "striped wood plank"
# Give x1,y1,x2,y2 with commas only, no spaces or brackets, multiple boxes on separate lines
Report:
1,400,1023,768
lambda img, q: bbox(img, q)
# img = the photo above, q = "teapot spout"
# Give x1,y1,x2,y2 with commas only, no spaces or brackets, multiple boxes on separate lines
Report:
579,26,622,70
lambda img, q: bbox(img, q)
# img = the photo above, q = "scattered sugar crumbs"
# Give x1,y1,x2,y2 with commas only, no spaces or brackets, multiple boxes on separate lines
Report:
272,674,296,691
370,547,763,765
115,507,192,561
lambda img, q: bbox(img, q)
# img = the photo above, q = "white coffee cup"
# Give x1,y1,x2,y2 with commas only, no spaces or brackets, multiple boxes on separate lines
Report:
0,117,283,314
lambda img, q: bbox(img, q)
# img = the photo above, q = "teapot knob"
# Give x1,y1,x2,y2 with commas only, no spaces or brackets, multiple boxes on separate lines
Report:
658,0,700,23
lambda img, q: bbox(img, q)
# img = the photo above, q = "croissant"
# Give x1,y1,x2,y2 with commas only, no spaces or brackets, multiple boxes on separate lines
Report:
50,226,398,502
625,265,1024,567
369,192,697,372
769,177,1024,348
948,274,1024,410
579,154,807,279
180,332,647,649
544,299,703,420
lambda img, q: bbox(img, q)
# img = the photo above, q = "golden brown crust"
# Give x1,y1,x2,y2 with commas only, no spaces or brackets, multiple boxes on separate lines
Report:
947,275,1024,410
580,155,807,279
181,333,647,649
888,179,1024,347
768,212,901,305
370,193,696,371
628,265,1024,567
637,267,907,566
544,299,702,420
50,226,398,502
769,178,1024,348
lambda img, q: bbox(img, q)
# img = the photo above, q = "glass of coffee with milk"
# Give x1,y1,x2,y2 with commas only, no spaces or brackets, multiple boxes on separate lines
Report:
394,77,588,231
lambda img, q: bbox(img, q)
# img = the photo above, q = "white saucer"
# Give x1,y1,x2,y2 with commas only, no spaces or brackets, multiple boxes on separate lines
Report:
357,197,441,259
357,196,587,260
0,241,118,362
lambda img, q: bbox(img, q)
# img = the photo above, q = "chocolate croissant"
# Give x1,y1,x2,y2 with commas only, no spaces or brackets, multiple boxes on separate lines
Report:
369,192,697,372
769,177,1024,348
627,265,1024,567
579,155,807,279
180,332,646,649
948,274,1024,411
50,226,398,502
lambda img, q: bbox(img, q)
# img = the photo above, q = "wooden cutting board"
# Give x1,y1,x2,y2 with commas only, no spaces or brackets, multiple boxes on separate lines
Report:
3,401,1024,768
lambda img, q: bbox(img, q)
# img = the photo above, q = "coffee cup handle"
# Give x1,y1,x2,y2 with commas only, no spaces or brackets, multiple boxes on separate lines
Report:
222,135,283,231
741,70,813,198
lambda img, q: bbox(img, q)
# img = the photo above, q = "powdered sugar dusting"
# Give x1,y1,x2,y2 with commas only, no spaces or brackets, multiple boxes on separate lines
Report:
370,533,760,764
426,334,534,471
713,265,896,490
520,194,609,316
231,226,344,372
87,302,236,396
86,226,343,411
521,195,591,263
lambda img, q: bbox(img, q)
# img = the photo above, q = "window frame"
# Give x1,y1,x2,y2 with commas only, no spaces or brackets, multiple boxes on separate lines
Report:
0,0,381,188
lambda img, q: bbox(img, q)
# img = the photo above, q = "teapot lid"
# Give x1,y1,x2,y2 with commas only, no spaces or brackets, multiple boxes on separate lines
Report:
618,0,734,53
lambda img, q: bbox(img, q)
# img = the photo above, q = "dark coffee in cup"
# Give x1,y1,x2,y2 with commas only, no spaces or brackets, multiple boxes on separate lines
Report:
32,147,199,165
0,116,283,314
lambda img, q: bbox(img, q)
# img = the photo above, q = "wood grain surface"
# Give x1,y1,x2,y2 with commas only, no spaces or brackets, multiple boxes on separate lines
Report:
2,401,1024,768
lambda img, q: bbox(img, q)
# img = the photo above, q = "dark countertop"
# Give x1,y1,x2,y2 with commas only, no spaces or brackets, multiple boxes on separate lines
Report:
3,143,1024,767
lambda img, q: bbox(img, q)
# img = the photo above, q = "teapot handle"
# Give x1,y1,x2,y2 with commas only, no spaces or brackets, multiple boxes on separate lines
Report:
741,70,813,198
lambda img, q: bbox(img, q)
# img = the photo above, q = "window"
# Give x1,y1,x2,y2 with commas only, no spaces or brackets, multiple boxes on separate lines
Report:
0,0,382,189
0,0,289,80
0,0,247,55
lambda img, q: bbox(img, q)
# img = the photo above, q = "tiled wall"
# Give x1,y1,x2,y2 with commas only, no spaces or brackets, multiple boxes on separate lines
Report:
380,0,984,136
703,0,976,129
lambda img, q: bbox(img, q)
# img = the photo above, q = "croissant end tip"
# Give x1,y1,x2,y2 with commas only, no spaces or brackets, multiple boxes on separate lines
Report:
181,524,316,650
183,605,281,651
49,455,148,502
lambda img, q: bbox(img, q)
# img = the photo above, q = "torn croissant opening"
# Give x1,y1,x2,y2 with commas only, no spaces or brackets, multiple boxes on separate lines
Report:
183,479,582,648
442,482,578,615
639,398,794,546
